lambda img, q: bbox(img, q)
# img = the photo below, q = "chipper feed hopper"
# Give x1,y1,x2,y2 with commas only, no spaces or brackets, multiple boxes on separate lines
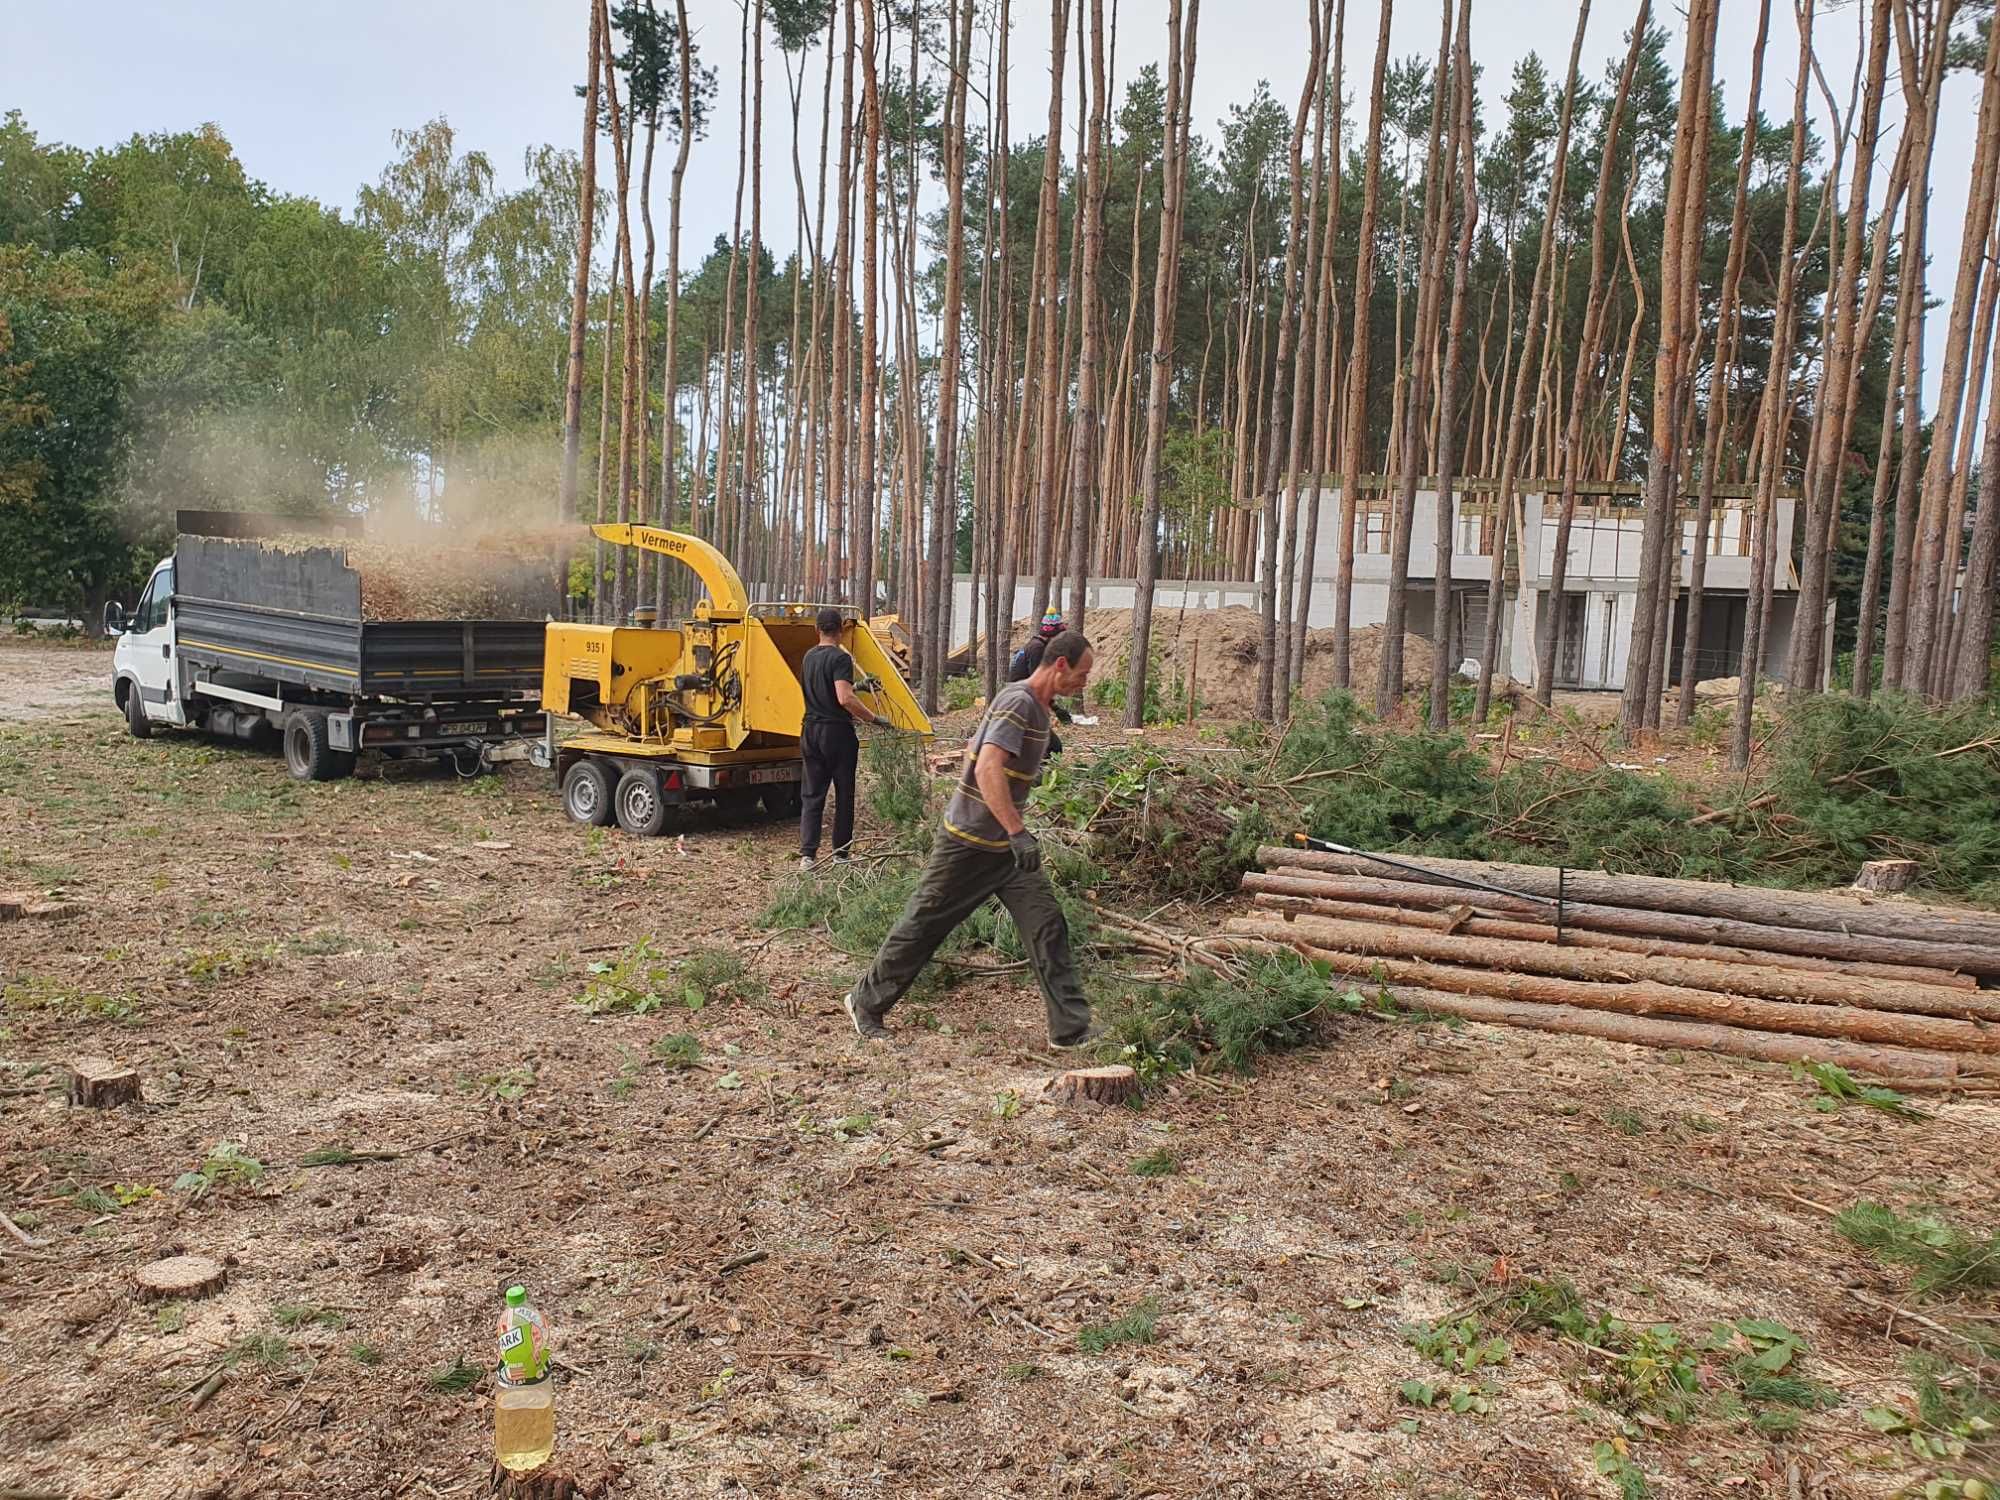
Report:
540,524,931,835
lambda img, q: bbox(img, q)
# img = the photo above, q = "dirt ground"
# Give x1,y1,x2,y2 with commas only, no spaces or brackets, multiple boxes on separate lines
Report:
0,638,111,722
3,639,1994,1500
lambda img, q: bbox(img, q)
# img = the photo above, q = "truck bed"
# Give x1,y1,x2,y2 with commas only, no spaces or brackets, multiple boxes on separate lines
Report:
173,534,546,700
174,599,545,699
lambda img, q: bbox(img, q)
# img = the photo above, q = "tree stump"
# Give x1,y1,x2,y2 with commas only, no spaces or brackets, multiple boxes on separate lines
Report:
1852,860,1920,895
68,1057,141,1109
1045,1065,1139,1107
135,1255,226,1300
0,891,82,921
489,1458,618,1498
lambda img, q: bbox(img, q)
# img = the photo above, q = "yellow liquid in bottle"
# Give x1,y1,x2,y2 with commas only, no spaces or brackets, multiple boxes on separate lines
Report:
495,1381,555,1473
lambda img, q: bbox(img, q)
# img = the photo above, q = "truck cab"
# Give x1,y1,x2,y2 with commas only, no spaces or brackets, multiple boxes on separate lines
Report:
107,556,187,736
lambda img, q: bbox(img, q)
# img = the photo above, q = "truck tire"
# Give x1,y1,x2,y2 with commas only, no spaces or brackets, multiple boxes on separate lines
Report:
562,759,616,826
124,684,153,740
282,709,343,782
613,768,669,837
761,783,802,818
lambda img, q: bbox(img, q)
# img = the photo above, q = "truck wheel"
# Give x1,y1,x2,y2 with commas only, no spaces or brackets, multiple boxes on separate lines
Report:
124,684,153,740
613,769,669,837
282,709,341,782
761,783,802,818
562,759,616,826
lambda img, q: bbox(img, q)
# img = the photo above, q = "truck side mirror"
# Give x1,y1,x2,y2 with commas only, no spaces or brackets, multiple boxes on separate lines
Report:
102,601,125,637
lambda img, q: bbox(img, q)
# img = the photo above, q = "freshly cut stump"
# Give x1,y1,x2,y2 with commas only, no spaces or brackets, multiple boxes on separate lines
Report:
1046,1066,1139,1107
135,1255,226,1300
69,1057,141,1109
1853,859,1921,895
0,892,83,921
489,1460,617,1498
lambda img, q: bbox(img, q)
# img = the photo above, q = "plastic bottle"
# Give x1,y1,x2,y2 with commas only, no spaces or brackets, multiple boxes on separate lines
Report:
494,1285,554,1473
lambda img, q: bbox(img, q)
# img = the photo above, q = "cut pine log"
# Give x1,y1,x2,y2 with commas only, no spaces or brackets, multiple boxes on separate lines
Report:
1347,983,2000,1087
68,1057,142,1109
134,1255,227,1300
1045,1066,1139,1107
1224,921,2000,1055
1232,910,2000,1023
1242,867,1988,978
1255,847,2000,969
1246,888,1978,989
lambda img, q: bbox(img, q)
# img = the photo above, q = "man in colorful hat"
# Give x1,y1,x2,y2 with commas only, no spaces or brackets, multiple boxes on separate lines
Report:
1008,609,1074,755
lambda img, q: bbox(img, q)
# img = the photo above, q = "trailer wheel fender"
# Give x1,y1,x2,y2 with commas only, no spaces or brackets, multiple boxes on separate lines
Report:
613,768,669,837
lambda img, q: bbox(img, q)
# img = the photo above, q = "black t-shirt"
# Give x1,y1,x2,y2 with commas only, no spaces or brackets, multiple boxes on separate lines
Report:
801,643,856,728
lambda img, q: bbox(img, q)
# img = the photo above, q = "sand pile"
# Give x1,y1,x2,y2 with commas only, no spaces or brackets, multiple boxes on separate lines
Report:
1017,606,1437,716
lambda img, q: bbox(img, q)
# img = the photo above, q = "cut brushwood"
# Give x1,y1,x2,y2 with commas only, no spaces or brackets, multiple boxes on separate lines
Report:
68,1057,142,1109
1045,1066,1139,1107
135,1255,226,1300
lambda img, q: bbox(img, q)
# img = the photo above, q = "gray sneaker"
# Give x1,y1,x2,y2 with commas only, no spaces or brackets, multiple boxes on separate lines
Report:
1050,1022,1106,1050
798,854,816,874
843,993,889,1040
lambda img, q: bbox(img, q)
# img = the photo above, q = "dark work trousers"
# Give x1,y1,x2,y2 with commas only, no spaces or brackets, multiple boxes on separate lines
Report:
849,834,1093,1043
799,721,859,859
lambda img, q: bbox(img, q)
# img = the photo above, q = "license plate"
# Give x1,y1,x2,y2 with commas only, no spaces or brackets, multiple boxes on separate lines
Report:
747,765,799,785
441,721,487,736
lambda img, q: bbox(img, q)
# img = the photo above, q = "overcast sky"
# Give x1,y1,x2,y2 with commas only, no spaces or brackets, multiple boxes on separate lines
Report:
9,0,1986,420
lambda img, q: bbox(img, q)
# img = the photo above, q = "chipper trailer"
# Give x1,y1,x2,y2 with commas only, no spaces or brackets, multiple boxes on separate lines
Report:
537,525,931,836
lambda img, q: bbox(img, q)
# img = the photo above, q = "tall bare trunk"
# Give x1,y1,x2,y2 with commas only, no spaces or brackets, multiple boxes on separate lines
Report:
1427,3,1478,728
1732,0,1815,771
1329,0,1394,692
656,0,696,613
1621,0,1718,736
1126,0,1198,727
1064,0,1109,632
560,3,603,526
600,1,641,623
1473,3,1590,719
1027,0,1073,629
1677,0,1770,722
923,0,973,711
1534,9,1649,708
856,0,881,612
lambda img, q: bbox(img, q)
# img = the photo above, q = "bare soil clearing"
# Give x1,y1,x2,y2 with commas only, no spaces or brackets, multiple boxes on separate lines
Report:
1,641,1991,1499
0,638,111,722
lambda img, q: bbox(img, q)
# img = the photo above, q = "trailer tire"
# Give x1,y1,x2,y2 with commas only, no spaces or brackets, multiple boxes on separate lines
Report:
124,683,153,740
761,783,802,818
562,759,617,826
613,769,669,837
282,709,342,782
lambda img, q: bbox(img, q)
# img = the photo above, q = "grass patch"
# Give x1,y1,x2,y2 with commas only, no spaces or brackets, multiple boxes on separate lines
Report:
3,975,139,1023
427,1355,480,1394
1078,1297,1161,1354
224,1332,292,1369
651,1032,702,1069
578,939,763,1014
173,1141,264,1200
274,1303,347,1332
1129,1148,1179,1178
349,1343,384,1366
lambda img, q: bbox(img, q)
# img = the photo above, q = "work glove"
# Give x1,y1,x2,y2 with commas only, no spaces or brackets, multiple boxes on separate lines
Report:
1009,831,1042,874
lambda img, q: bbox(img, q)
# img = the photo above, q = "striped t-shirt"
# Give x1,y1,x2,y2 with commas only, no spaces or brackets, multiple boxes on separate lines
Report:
942,683,1051,850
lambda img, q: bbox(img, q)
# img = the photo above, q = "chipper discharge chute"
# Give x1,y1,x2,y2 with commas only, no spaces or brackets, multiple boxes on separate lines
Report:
540,524,931,836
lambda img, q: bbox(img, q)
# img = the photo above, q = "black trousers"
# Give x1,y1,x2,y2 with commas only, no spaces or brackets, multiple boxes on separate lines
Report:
799,720,859,858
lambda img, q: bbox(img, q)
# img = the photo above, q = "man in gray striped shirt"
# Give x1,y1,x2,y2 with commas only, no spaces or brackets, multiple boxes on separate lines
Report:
843,631,1099,1047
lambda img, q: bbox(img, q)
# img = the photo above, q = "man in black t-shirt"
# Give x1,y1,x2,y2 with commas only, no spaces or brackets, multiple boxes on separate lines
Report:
798,607,877,869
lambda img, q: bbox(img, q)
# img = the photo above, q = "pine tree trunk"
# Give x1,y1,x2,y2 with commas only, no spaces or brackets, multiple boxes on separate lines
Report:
1126,0,1198,729
560,3,602,526
600,10,641,623
1621,0,1717,737
1064,0,1109,635
924,0,974,711
1427,5,1478,729
1732,0,1815,771
1474,4,1590,720
656,0,696,613
856,0,881,613
1329,0,1394,692
1027,0,1072,630
1677,0,1770,722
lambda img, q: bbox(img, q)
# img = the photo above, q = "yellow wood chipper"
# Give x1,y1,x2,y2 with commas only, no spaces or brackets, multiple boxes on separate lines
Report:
537,524,931,835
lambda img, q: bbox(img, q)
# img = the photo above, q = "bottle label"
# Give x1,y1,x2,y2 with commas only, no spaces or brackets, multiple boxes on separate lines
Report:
499,1327,526,1355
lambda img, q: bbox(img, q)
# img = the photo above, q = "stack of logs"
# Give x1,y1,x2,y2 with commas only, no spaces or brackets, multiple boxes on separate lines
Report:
1226,846,2000,1088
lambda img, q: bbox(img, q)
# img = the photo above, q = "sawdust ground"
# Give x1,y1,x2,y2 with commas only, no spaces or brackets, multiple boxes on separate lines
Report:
0,639,1987,1500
